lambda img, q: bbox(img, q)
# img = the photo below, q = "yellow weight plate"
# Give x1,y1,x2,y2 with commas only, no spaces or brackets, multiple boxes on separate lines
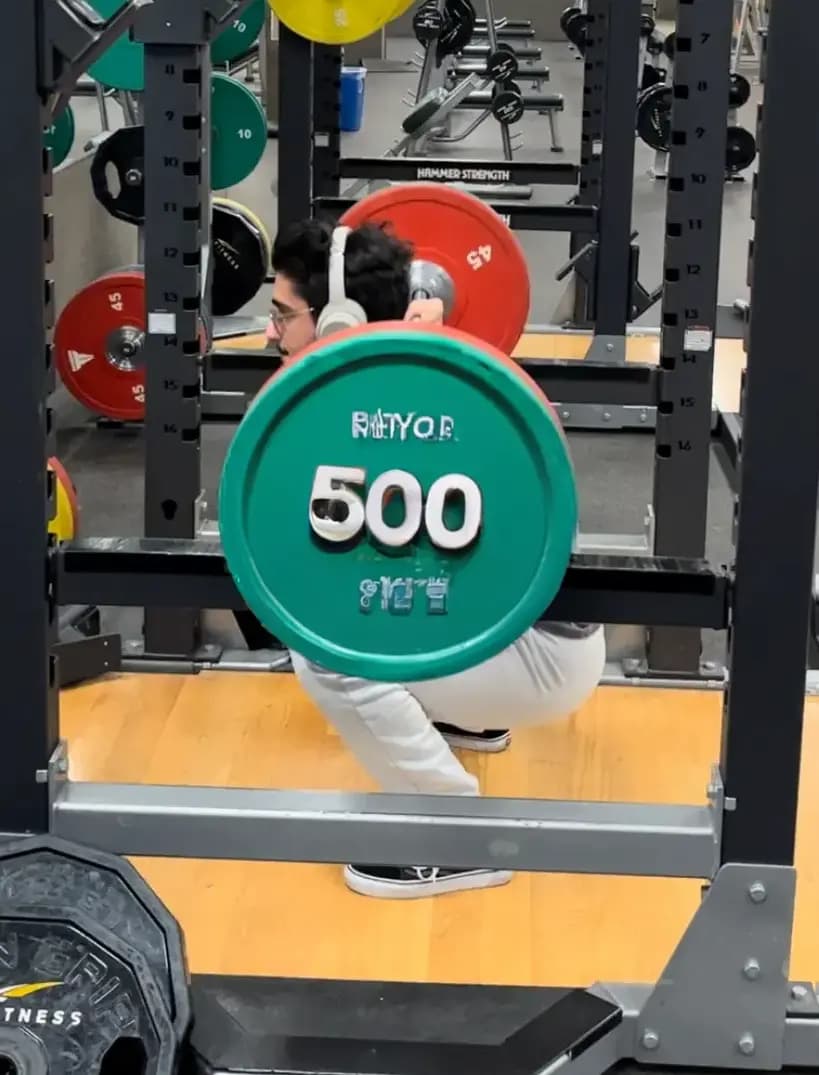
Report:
212,196,272,266
268,0,396,44
48,457,80,542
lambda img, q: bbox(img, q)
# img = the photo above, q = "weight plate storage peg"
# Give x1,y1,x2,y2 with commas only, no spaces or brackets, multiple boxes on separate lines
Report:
88,0,146,91
48,458,80,542
44,104,75,168
0,834,191,1075
212,198,272,316
219,323,577,681
268,0,399,45
211,73,268,190
91,126,145,225
212,0,267,66
340,184,530,354
54,269,148,421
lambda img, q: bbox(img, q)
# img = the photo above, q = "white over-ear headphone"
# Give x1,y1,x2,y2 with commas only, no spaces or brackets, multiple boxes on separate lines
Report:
315,226,368,338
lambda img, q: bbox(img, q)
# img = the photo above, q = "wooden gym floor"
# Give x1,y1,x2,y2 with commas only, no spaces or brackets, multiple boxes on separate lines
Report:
61,674,819,987
60,332,761,985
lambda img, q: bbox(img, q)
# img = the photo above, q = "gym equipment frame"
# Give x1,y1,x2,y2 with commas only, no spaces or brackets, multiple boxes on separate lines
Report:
221,0,731,682
3,0,819,1070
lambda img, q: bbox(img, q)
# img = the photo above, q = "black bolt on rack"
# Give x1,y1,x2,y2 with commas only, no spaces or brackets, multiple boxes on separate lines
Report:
647,0,733,678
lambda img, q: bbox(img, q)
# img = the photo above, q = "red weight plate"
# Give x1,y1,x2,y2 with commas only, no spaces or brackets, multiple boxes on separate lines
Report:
340,184,530,354
55,270,147,421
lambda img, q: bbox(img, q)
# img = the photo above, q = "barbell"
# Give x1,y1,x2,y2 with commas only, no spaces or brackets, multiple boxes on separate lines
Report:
219,185,573,682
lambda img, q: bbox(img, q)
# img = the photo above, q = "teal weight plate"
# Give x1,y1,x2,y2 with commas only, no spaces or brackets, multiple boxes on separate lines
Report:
88,0,145,91
211,72,267,189
219,325,577,682
44,104,75,168
212,0,267,66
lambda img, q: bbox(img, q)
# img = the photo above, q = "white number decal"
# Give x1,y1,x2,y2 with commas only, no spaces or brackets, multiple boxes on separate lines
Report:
425,474,482,550
108,291,124,312
308,467,482,550
309,465,366,543
237,128,254,139
233,19,247,31
365,469,423,548
466,244,493,271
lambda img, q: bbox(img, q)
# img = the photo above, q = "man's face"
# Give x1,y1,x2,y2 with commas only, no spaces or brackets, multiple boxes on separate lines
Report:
266,272,317,361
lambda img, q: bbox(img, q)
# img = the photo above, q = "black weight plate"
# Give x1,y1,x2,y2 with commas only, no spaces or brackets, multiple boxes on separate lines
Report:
564,11,590,52
729,72,751,108
212,201,269,317
0,836,190,1044
413,4,444,43
725,125,757,173
636,83,671,152
438,0,474,60
559,5,581,35
641,63,664,90
663,30,675,59
90,125,145,226
0,908,177,1075
491,88,524,125
485,46,519,82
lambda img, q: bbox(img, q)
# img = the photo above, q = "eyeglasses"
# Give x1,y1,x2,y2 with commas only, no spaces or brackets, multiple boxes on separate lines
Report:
269,306,314,332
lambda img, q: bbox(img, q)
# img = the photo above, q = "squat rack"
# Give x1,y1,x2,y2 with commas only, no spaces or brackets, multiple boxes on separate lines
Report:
2,0,819,1066
270,0,731,681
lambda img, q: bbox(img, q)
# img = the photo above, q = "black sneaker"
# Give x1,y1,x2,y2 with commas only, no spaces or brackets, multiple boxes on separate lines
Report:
344,864,513,899
434,722,511,753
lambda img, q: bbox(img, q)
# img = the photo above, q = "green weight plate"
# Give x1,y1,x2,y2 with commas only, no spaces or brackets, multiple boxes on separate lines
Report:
211,73,267,190
220,325,577,682
44,104,75,167
212,0,267,66
88,0,145,91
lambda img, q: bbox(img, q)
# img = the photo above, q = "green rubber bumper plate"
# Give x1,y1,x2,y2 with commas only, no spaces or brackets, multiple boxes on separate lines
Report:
44,104,75,168
89,0,268,91
211,72,267,189
88,0,145,91
212,0,267,65
220,324,577,682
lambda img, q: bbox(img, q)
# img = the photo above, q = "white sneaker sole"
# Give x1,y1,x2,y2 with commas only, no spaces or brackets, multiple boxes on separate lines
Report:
343,867,514,900
440,732,511,754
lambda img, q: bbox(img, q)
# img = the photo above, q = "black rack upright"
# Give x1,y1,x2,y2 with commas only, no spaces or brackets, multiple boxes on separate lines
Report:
648,0,733,676
0,0,57,833
719,0,819,865
138,4,212,658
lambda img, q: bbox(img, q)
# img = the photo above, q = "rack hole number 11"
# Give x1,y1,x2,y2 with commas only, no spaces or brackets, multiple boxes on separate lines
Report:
309,466,482,550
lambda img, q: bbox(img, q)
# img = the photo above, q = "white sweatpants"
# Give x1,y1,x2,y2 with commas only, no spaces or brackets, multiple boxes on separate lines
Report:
291,626,606,796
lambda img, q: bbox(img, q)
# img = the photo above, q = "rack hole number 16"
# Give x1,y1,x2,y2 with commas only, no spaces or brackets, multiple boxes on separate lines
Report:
309,466,482,550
